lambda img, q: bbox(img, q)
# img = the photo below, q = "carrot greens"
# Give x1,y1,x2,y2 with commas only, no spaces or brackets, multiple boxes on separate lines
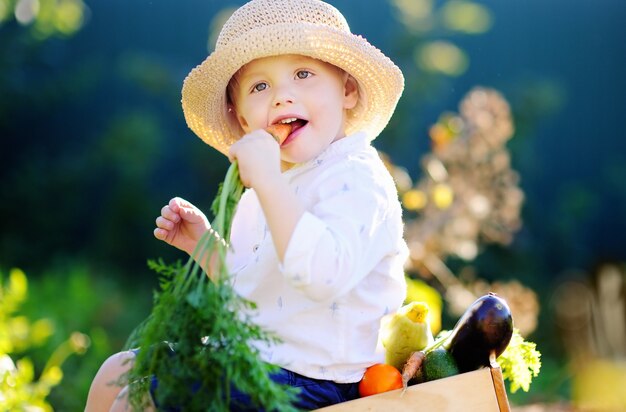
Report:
123,161,300,411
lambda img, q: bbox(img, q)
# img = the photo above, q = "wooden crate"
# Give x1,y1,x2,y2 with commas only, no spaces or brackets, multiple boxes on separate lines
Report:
316,365,510,412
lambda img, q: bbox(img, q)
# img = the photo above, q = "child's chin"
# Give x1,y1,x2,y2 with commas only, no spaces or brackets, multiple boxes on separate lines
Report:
282,151,318,165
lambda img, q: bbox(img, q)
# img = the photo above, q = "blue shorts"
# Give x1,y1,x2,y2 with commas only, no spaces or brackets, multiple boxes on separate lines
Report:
131,349,360,410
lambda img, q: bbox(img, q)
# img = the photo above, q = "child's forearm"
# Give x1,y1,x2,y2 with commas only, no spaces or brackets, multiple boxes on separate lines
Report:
254,175,305,262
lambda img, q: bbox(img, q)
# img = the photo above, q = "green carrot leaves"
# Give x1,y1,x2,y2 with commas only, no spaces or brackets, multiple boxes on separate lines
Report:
123,162,300,411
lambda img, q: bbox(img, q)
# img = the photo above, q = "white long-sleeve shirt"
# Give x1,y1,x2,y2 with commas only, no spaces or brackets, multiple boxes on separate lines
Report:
226,131,408,383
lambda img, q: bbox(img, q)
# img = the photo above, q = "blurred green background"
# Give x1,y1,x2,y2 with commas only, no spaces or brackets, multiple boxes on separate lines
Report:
1,0,625,410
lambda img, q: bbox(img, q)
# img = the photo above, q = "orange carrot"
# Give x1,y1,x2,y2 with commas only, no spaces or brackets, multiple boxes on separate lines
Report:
401,351,425,393
265,123,293,145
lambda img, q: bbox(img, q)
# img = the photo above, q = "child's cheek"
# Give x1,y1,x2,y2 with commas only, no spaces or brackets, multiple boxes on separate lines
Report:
242,99,270,129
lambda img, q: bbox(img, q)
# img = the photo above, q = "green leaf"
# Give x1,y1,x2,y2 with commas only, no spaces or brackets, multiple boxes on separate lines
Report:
123,162,300,411
497,329,542,393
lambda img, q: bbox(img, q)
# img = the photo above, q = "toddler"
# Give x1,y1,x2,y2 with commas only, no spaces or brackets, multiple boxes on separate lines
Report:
86,0,408,410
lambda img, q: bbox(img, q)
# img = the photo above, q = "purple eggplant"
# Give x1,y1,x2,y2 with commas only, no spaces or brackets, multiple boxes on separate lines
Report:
445,293,513,373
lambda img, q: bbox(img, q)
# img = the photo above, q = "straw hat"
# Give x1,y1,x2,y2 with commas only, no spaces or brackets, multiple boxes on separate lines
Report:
181,0,404,156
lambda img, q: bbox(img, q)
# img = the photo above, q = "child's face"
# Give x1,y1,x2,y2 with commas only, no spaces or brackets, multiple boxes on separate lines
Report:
231,54,358,165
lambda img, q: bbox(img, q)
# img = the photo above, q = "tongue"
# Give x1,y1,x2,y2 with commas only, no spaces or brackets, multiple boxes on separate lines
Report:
290,119,307,133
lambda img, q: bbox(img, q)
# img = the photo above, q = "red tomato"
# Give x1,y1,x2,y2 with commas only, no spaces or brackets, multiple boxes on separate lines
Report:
358,363,403,397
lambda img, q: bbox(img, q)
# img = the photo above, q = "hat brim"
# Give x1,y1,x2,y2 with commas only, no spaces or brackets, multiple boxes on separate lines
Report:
182,22,404,156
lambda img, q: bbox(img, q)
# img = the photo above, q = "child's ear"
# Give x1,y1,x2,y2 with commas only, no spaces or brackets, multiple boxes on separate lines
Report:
343,74,358,110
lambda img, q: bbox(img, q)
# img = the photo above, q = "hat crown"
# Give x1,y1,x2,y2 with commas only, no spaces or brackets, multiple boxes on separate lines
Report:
216,0,350,50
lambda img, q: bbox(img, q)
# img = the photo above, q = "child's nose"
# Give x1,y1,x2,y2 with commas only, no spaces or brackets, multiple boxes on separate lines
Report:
272,96,294,107
272,85,295,107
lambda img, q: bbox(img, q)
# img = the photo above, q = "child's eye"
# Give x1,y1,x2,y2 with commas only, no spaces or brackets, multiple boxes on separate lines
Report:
251,82,268,93
296,70,312,79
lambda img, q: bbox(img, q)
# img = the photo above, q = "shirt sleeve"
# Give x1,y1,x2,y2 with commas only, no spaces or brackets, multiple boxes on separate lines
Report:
279,163,404,301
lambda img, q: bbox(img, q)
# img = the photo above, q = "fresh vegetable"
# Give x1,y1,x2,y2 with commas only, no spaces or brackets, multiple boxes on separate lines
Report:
400,351,425,390
399,293,516,390
446,293,513,373
422,348,459,382
358,363,403,397
497,328,541,393
380,301,434,370
123,125,297,411
397,294,541,393
404,276,443,335
266,123,293,145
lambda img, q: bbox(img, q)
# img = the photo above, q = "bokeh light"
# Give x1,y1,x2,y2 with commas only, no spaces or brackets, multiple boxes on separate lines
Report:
416,41,468,76
2,0,88,39
208,7,236,52
391,0,434,32
14,0,39,25
440,0,491,34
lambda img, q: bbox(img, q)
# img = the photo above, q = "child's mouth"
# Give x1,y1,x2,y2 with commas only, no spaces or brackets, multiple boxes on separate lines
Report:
277,118,308,147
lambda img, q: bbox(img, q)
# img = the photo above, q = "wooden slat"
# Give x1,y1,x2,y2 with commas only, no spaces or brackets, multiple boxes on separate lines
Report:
490,364,511,412
316,367,502,412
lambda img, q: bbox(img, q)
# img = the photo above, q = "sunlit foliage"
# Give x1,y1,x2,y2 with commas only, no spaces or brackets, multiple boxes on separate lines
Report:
383,88,540,340
0,268,89,411
0,0,89,39
399,88,522,263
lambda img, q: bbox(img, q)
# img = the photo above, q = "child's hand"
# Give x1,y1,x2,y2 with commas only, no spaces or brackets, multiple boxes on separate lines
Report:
154,197,210,255
228,129,282,188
